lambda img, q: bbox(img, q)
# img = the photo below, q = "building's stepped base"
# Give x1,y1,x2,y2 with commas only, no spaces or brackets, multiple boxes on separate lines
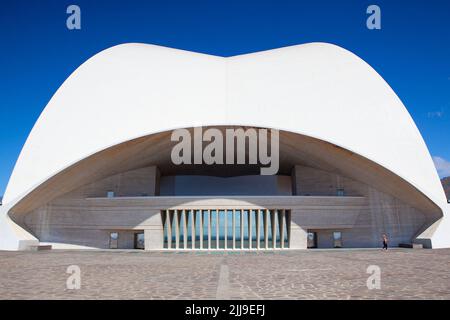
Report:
27,245,52,251
399,243,423,249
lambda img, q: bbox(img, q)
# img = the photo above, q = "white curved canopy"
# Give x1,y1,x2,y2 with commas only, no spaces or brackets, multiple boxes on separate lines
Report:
1,42,449,249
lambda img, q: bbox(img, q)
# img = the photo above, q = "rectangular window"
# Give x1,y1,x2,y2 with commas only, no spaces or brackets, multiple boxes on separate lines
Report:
333,231,342,248
134,232,145,249
307,231,317,248
109,232,118,249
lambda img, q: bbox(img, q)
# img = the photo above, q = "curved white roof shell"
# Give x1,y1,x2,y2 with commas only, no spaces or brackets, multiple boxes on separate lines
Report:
1,42,449,249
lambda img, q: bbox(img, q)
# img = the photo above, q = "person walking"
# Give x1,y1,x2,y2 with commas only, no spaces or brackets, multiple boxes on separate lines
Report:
382,234,388,250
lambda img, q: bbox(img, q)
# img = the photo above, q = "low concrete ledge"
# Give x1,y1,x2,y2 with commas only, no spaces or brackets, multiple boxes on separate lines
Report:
27,245,52,251
399,243,423,249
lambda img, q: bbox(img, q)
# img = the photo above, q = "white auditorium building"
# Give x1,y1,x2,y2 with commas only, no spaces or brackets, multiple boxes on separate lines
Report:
1,42,449,251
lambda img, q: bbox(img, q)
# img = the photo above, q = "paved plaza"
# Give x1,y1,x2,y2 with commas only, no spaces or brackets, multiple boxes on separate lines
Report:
0,248,450,299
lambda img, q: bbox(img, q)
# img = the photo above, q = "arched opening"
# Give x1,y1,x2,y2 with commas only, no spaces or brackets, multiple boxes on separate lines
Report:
9,126,441,250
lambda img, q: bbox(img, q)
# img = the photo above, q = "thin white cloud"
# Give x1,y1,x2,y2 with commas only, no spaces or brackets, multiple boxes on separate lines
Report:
433,156,450,178
427,110,444,118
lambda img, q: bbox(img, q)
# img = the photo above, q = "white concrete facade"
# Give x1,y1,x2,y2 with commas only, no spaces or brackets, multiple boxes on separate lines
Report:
1,42,449,250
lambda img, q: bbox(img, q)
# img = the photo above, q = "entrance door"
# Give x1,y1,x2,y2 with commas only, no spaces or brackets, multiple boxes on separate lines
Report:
333,231,342,248
134,232,145,249
109,232,119,249
307,232,317,248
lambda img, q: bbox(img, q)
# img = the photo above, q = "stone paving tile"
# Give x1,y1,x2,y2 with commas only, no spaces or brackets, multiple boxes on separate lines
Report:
0,249,450,299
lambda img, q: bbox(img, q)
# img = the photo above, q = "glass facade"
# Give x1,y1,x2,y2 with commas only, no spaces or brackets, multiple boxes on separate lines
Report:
163,209,290,250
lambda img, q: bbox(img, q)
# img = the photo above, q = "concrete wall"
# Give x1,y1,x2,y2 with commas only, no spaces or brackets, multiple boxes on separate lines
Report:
21,164,429,250
292,165,361,196
25,194,366,250
63,166,160,198
291,165,428,248
24,166,161,249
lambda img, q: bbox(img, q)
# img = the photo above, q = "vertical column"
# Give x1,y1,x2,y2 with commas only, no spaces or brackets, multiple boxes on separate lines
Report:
256,209,261,250
283,210,287,249
146,210,165,250
191,210,196,250
279,210,286,249
286,210,291,248
288,212,308,249
232,209,236,250
174,210,180,249
240,210,245,249
248,210,253,249
264,209,269,250
271,210,277,249
167,210,172,249
199,210,203,249
224,210,228,250
183,210,188,249
179,210,183,249
207,210,211,250
161,210,167,248
216,209,220,249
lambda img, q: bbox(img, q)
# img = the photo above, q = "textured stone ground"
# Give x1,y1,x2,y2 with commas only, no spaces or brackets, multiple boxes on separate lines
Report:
1,248,450,299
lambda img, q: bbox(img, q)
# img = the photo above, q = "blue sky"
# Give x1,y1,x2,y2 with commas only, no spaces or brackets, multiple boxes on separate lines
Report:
1,0,450,197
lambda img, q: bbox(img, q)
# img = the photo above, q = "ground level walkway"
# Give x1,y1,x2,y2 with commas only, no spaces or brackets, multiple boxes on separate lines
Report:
0,248,449,299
